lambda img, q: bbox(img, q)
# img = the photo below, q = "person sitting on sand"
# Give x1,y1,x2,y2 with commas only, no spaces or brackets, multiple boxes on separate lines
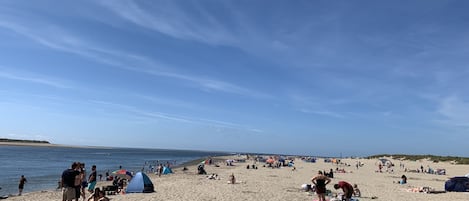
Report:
87,188,109,201
228,173,236,184
207,174,219,180
87,188,100,201
400,175,407,184
353,184,361,197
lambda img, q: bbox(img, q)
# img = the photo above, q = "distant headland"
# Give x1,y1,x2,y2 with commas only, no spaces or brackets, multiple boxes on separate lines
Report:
0,138,110,149
0,138,50,144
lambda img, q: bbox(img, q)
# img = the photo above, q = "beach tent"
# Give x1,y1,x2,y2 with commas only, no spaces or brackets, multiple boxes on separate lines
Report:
377,159,393,166
444,177,469,192
162,166,173,174
126,172,155,193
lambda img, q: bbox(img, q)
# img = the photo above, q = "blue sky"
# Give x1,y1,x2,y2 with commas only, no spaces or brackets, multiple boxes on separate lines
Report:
1,0,468,156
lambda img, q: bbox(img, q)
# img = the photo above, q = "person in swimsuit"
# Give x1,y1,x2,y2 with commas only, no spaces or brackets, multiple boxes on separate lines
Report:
18,175,27,196
311,171,331,201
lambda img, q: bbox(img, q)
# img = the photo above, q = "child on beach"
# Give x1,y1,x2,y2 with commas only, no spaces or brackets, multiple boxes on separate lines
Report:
18,175,27,196
87,188,109,201
353,184,361,197
228,173,236,184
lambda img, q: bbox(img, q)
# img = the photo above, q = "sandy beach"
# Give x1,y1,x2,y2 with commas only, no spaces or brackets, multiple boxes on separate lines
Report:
5,156,469,201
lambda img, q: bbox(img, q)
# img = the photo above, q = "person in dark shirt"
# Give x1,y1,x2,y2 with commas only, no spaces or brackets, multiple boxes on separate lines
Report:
18,175,27,196
62,162,80,201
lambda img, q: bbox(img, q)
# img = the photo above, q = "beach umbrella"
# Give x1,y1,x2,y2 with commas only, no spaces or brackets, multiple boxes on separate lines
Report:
112,169,133,180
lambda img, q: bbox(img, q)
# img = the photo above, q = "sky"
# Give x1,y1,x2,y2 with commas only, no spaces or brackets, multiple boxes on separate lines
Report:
0,0,468,157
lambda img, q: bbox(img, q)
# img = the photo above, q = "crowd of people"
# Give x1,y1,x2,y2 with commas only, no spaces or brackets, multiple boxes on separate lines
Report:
61,162,101,201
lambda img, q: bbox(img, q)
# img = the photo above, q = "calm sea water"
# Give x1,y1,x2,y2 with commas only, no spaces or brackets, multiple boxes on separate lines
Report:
0,145,227,196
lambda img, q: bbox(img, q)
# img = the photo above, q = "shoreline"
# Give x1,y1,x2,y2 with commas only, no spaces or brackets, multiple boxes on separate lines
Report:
5,155,469,201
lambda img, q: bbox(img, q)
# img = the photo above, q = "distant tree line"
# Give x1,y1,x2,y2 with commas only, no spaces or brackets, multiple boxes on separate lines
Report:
366,154,469,165
0,138,50,144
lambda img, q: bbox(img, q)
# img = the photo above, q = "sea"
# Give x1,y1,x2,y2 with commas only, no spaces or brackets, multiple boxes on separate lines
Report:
0,145,228,196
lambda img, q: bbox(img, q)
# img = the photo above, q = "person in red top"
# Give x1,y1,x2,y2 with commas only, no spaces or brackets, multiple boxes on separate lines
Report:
334,181,354,201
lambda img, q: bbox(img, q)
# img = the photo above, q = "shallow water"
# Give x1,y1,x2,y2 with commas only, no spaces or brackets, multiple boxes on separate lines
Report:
0,145,226,196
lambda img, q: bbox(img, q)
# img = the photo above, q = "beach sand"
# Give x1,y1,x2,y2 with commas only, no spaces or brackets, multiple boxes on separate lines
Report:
6,156,469,201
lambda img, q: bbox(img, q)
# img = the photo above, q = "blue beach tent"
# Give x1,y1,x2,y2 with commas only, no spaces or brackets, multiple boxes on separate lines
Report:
126,172,155,193
445,177,469,192
162,166,173,174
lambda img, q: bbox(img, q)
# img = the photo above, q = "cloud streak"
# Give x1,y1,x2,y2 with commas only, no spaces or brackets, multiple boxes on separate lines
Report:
98,0,236,46
90,100,262,133
0,17,267,98
437,96,469,127
0,67,72,89
299,108,345,118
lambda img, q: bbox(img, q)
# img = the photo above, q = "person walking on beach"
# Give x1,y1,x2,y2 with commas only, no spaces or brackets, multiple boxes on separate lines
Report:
88,165,97,193
74,164,83,201
62,162,80,201
80,163,87,201
18,175,27,196
334,181,354,201
311,171,331,201
157,164,163,177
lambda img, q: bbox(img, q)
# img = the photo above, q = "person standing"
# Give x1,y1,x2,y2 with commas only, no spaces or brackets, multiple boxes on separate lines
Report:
80,163,87,201
334,181,354,201
62,162,80,201
87,165,97,193
18,175,27,196
311,171,331,201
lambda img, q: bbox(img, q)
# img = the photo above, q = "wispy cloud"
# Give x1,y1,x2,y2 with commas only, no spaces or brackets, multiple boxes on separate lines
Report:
299,108,345,118
0,67,72,89
437,96,469,127
98,0,236,46
0,18,267,98
90,100,263,133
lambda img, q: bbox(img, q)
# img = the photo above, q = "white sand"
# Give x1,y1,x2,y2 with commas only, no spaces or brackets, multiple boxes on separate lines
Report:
6,156,469,201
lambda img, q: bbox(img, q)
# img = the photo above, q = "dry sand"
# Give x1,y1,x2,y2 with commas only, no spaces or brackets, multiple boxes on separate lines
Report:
5,156,469,201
